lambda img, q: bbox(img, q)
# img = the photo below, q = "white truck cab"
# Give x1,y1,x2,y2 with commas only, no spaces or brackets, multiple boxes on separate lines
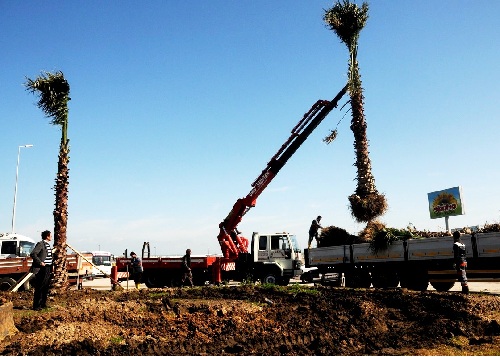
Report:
251,232,303,285
0,233,35,259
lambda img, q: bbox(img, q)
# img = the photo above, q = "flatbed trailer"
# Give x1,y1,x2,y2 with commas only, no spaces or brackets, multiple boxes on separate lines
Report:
115,254,221,287
0,253,94,291
306,232,500,291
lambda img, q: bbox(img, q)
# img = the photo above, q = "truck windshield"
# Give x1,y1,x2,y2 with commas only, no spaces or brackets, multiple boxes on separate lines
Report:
271,235,291,250
92,255,111,266
289,235,301,253
19,241,35,257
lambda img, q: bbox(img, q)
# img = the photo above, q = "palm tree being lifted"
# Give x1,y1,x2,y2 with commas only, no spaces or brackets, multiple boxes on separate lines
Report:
324,0,387,223
25,71,71,290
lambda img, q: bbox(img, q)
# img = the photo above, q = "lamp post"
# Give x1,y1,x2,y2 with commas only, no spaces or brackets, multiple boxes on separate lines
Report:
12,144,33,233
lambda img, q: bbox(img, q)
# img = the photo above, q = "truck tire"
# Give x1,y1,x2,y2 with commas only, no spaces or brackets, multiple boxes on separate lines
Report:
401,270,429,291
345,270,371,288
430,281,455,292
145,274,165,288
371,270,399,289
261,273,278,285
301,272,313,283
278,277,290,286
0,278,17,291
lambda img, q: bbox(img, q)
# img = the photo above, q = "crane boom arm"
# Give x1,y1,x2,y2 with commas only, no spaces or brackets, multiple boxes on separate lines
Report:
218,85,348,259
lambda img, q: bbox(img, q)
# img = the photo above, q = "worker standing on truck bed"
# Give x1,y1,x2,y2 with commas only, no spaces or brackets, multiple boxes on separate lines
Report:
453,231,469,294
181,249,193,287
308,216,323,249
129,252,143,289
30,230,53,310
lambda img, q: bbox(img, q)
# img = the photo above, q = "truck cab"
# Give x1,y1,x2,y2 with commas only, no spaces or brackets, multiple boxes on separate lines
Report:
0,233,35,259
251,232,303,285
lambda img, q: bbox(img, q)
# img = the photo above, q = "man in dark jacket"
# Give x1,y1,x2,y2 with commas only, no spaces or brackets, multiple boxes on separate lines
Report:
308,216,323,249
453,231,469,294
30,230,53,310
181,249,193,287
129,252,143,289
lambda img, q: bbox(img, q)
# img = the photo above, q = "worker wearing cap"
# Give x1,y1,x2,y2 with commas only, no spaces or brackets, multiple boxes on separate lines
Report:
129,252,143,289
308,216,323,249
181,249,193,287
453,231,469,294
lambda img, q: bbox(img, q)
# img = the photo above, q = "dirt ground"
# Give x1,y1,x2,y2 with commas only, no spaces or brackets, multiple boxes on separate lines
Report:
1,284,500,356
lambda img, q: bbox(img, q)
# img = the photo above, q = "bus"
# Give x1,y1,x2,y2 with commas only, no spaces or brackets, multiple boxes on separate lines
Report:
85,251,113,277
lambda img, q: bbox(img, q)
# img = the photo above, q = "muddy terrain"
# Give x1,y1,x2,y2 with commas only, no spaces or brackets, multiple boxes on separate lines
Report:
1,284,500,355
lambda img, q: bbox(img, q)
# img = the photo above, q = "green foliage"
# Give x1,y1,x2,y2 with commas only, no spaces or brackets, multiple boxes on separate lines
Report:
369,227,413,254
481,223,500,233
258,282,320,296
25,71,70,126
324,0,369,93
287,283,320,296
319,225,360,247
110,336,124,345
324,0,369,52
240,277,255,286
260,283,279,290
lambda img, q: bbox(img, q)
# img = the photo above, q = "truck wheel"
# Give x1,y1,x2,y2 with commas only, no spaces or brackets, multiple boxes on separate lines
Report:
301,272,312,283
145,275,164,288
401,271,429,291
430,281,455,292
0,278,16,291
279,277,290,286
261,273,278,285
371,271,399,289
345,270,371,288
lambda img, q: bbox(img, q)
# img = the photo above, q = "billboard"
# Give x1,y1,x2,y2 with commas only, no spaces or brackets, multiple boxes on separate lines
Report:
427,186,464,219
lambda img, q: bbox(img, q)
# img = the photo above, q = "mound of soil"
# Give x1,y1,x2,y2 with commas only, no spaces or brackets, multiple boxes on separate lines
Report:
1,285,500,355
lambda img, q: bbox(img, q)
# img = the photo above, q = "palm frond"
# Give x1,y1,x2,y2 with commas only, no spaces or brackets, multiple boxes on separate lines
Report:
323,0,369,51
25,71,70,126
323,129,338,144
323,100,351,144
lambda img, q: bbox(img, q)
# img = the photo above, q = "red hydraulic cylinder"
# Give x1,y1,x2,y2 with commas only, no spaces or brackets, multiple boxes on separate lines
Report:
212,257,222,284
110,265,118,288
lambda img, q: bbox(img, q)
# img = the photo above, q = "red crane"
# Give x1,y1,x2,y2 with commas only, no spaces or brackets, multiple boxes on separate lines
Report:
217,85,348,259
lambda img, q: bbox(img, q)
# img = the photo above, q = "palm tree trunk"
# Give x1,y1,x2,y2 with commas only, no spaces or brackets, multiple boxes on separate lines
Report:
350,64,375,196
347,56,387,222
51,139,70,290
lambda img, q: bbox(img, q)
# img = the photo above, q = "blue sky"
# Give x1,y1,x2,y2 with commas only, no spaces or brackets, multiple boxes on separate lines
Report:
1,1,499,257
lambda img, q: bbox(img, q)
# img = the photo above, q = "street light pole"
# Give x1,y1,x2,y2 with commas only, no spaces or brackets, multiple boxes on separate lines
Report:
12,144,33,233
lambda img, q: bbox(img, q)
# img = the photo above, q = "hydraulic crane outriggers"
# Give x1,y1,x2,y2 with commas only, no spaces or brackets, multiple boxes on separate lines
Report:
213,85,348,283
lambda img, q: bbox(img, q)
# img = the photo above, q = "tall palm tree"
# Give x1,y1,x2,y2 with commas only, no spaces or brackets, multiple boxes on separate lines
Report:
25,71,71,290
324,0,387,222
